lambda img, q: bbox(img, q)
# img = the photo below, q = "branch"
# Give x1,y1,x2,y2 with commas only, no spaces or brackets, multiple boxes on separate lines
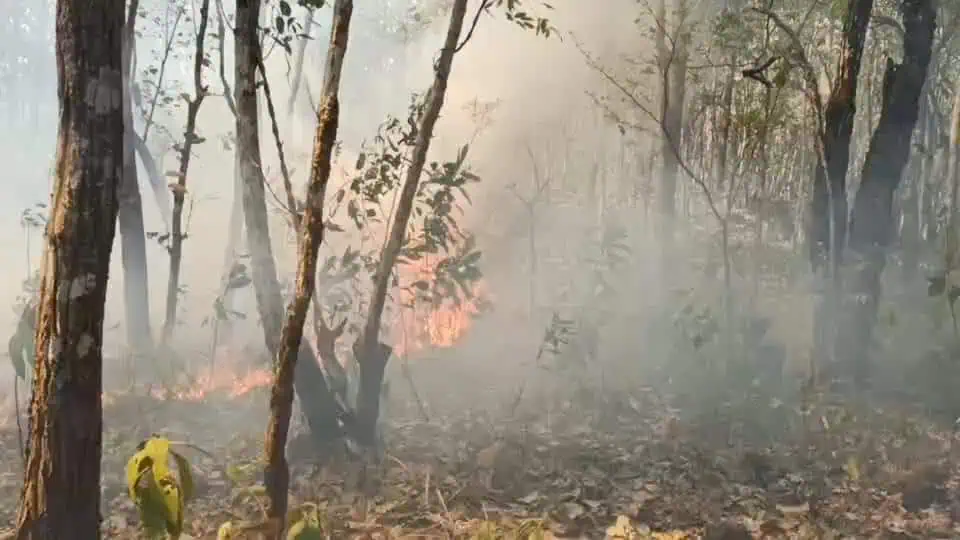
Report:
574,38,722,223
747,7,824,120
142,6,184,142
132,132,172,230
455,0,492,52
256,43,299,227
215,0,237,116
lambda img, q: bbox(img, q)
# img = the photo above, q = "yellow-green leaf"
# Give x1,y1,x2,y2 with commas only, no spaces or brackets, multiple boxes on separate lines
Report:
159,479,183,537
171,450,195,502
217,521,235,540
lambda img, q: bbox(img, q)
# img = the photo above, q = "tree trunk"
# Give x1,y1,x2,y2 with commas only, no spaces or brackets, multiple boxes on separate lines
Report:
354,0,469,447
945,85,960,272
807,0,874,374
161,0,211,342
715,59,735,191
808,0,874,272
843,0,936,385
14,0,124,535
263,0,353,535
656,0,688,242
118,0,153,354
235,0,344,447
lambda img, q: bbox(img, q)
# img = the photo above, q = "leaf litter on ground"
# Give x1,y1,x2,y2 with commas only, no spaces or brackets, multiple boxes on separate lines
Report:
0,384,958,538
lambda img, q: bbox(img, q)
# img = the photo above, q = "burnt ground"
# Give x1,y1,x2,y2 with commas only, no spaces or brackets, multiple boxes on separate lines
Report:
0,379,958,539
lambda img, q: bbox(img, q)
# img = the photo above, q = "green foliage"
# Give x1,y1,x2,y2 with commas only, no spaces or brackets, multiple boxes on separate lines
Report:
491,0,557,38
266,0,314,54
314,92,487,336
126,436,195,539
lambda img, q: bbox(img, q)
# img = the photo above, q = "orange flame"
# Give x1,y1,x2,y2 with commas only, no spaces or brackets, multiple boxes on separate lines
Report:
393,257,485,358
147,364,273,401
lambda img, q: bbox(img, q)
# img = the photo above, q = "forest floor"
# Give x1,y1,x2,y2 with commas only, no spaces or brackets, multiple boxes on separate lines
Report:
0,381,958,539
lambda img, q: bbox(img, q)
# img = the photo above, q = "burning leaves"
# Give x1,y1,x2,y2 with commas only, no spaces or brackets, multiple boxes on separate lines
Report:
394,253,489,358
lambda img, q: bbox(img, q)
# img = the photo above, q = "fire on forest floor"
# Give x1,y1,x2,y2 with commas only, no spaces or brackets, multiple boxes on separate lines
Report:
0,381,959,538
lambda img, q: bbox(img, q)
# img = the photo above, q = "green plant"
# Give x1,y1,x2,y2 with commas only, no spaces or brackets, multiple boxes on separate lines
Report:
126,436,195,539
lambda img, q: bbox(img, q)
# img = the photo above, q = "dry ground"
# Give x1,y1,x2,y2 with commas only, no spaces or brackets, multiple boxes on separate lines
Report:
0,376,958,539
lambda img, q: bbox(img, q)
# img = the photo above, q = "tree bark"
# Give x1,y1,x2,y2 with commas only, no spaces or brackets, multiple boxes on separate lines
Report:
263,0,352,535
118,0,153,354
843,0,936,385
808,0,875,272
354,0,469,447
235,0,345,448
655,0,688,241
14,0,124,536
807,0,874,375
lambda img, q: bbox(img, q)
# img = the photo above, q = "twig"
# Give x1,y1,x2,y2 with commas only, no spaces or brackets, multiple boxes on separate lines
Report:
142,6,184,141
215,0,237,116
455,0,492,52
256,43,299,227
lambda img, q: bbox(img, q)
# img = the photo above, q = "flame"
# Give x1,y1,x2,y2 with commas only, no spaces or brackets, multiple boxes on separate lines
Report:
98,347,274,405
95,257,487,406
147,364,273,401
393,257,486,358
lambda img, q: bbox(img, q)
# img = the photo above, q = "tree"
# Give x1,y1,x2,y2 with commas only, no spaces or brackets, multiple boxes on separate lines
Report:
161,0,212,342
14,0,124,535
353,0,471,446
118,0,154,355
263,0,354,534
235,0,346,446
654,0,691,245
806,0,875,276
842,0,936,383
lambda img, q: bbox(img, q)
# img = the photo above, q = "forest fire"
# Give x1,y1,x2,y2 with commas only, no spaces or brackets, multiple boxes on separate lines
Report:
393,257,487,358
146,364,273,402
97,258,487,405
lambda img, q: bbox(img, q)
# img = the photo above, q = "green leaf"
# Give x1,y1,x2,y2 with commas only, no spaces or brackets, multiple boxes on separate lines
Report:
279,0,292,16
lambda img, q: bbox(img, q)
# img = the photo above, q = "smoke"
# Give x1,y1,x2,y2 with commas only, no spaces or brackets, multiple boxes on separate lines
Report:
0,0,665,400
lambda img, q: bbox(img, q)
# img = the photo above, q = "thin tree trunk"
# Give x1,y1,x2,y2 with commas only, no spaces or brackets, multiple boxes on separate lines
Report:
161,0,211,342
119,0,153,354
263,0,353,535
235,0,345,446
354,0,469,447
943,81,960,268
14,0,124,535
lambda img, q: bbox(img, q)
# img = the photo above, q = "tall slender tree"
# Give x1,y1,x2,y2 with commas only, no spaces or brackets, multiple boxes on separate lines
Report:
263,1,354,533
235,0,345,446
14,0,124,536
